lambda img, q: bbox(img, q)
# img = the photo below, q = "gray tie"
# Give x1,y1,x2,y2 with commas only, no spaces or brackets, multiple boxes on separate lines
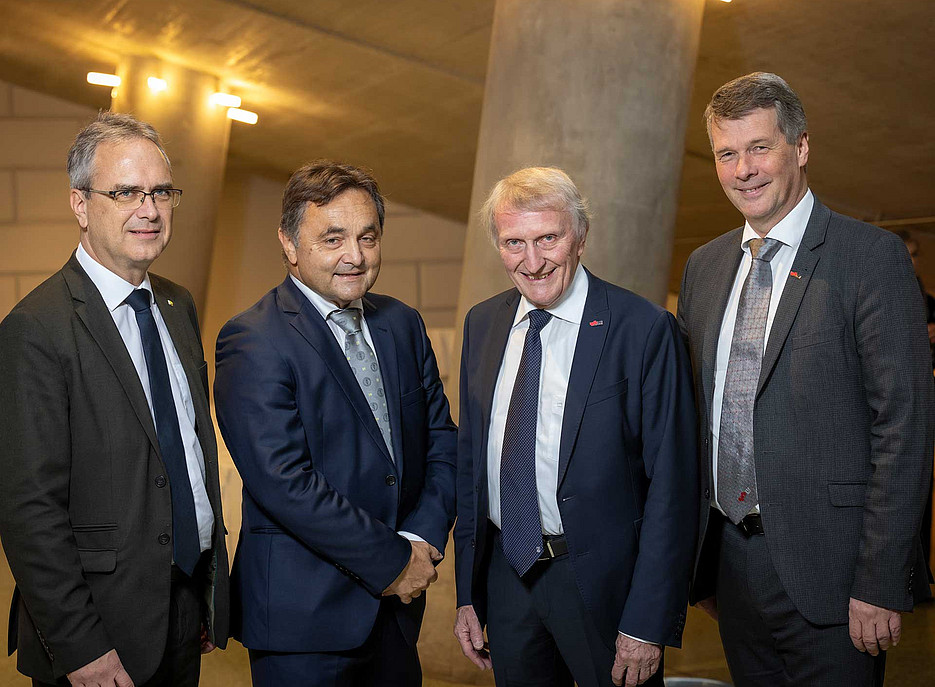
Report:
718,237,782,524
329,308,394,460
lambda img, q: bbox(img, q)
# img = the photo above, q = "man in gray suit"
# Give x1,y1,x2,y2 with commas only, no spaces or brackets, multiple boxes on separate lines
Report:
678,72,933,686
0,112,228,686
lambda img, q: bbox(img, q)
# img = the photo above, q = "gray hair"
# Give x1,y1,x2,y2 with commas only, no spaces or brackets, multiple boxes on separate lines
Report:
482,166,591,244
704,72,808,146
67,111,170,191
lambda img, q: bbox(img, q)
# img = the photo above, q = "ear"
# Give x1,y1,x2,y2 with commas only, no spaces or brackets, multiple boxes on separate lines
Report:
278,227,298,267
70,189,90,229
797,132,809,168
576,226,588,258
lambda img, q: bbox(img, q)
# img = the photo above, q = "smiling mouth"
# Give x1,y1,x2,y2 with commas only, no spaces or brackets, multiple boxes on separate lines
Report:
737,182,769,195
522,269,555,282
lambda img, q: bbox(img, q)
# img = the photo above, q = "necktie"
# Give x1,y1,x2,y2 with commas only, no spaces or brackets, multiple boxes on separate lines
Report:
718,237,782,524
500,308,553,576
125,289,201,575
329,308,394,459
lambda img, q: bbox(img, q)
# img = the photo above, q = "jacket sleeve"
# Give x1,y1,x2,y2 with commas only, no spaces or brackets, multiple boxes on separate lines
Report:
453,309,477,607
0,309,114,676
396,311,458,552
617,310,700,647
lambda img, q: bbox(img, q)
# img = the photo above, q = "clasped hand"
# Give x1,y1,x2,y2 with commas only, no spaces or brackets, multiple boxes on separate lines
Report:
382,540,442,603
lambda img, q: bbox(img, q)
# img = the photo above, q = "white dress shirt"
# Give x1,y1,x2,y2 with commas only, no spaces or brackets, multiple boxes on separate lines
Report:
76,244,214,551
487,263,589,535
288,275,423,544
711,190,814,514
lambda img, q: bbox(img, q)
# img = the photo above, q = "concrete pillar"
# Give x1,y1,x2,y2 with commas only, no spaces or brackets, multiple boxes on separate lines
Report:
425,2,704,682
111,57,231,313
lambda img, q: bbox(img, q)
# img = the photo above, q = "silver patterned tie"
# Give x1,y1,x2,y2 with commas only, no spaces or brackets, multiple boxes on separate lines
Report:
329,308,394,460
718,237,782,524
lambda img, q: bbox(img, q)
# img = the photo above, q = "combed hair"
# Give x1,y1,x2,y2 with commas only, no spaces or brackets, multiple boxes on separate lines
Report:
280,160,385,246
67,111,170,191
704,72,808,146
482,166,591,244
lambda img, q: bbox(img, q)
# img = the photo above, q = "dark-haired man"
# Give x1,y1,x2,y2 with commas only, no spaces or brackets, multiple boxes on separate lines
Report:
214,160,457,686
0,111,229,686
678,72,933,686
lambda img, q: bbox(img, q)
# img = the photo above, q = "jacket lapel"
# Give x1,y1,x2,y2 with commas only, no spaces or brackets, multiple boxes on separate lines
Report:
364,298,402,476
701,231,744,412
557,271,609,488
62,254,159,450
757,200,829,395
477,292,520,488
280,279,394,468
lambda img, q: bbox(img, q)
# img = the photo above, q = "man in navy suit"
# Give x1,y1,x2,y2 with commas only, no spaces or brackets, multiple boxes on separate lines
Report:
452,167,698,687
214,161,457,686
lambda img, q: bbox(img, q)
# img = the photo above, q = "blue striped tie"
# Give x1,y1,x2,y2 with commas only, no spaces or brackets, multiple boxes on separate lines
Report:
500,308,552,576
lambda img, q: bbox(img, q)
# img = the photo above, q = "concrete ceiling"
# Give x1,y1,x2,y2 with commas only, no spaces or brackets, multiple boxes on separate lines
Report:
2,0,933,293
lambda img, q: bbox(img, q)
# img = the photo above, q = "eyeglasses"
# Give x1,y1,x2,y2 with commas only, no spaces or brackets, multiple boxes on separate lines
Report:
83,188,183,209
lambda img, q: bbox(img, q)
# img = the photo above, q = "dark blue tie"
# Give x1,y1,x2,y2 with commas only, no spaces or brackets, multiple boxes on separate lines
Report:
500,308,552,576
125,289,200,575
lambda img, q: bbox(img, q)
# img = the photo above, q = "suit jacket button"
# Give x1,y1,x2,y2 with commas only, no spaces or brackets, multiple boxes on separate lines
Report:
155,475,167,488
704,488,710,499
158,533,170,545
385,475,397,486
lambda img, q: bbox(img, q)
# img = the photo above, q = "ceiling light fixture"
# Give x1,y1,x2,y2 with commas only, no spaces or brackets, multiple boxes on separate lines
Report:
87,72,121,87
227,108,258,125
210,92,242,108
147,77,167,92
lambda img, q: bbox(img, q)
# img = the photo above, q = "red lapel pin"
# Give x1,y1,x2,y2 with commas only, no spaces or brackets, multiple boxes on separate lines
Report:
789,271,801,279
589,320,603,327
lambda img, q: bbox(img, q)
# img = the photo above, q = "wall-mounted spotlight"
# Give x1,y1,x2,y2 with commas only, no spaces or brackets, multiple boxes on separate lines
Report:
148,77,168,93
210,92,242,108
87,72,121,87
227,108,258,125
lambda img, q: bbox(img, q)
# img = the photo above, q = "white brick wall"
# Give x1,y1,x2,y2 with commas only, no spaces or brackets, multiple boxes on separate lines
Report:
0,80,97,319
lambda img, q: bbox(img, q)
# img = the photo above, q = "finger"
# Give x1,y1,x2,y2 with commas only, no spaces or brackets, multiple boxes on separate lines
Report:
410,588,423,599
429,569,439,584
862,622,880,656
625,664,639,687
876,622,892,652
849,617,866,652
889,613,902,646
399,593,413,604
611,657,625,686
116,670,135,687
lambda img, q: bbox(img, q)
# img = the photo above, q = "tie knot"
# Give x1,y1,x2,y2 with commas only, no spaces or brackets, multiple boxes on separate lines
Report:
748,237,782,263
125,288,153,313
527,309,552,332
329,307,363,335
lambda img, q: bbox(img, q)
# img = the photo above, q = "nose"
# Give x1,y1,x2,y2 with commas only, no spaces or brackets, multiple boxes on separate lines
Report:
734,152,755,180
522,243,546,273
343,240,364,266
135,193,160,220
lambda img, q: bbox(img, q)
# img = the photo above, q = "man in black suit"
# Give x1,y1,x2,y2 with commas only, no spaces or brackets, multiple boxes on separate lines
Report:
678,72,933,686
0,112,229,686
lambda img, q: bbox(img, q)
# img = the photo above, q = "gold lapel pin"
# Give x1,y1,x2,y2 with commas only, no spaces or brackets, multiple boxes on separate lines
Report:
167,299,174,306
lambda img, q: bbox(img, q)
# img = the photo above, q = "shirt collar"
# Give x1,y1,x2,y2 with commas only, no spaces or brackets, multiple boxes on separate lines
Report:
740,188,814,254
76,243,153,311
513,262,589,327
289,274,364,321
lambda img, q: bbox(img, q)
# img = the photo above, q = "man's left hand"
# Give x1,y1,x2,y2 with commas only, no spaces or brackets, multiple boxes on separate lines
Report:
848,597,901,656
611,635,662,686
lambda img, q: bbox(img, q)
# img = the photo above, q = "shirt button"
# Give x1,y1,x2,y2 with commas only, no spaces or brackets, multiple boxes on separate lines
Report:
158,533,171,545
385,475,397,486
155,475,167,488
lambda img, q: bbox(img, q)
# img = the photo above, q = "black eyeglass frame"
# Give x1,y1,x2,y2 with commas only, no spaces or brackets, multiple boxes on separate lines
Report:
82,188,184,208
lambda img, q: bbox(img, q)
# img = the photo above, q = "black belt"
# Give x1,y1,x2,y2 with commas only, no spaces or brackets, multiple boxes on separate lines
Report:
736,513,765,537
537,534,569,561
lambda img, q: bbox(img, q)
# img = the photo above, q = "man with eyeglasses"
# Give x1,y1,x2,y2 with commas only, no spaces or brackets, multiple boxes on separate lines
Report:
0,111,229,687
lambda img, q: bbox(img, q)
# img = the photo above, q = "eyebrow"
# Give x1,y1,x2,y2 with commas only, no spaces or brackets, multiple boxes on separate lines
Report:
110,182,175,191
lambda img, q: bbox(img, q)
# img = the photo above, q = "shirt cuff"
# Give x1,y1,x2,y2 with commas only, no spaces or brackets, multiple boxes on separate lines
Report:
618,631,657,645
398,531,426,544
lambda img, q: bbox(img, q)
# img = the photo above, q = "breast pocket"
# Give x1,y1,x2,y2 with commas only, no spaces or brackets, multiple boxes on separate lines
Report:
400,386,425,408
586,378,627,406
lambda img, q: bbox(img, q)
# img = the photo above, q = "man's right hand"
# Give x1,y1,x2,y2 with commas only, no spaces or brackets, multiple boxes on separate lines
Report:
67,649,134,687
382,540,441,603
454,604,492,670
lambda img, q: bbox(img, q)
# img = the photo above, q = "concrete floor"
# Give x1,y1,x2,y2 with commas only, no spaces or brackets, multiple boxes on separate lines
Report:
1,550,932,686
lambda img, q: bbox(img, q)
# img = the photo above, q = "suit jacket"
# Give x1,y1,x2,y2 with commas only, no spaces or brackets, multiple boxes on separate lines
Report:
453,270,698,647
214,277,457,652
678,197,934,624
0,253,230,683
